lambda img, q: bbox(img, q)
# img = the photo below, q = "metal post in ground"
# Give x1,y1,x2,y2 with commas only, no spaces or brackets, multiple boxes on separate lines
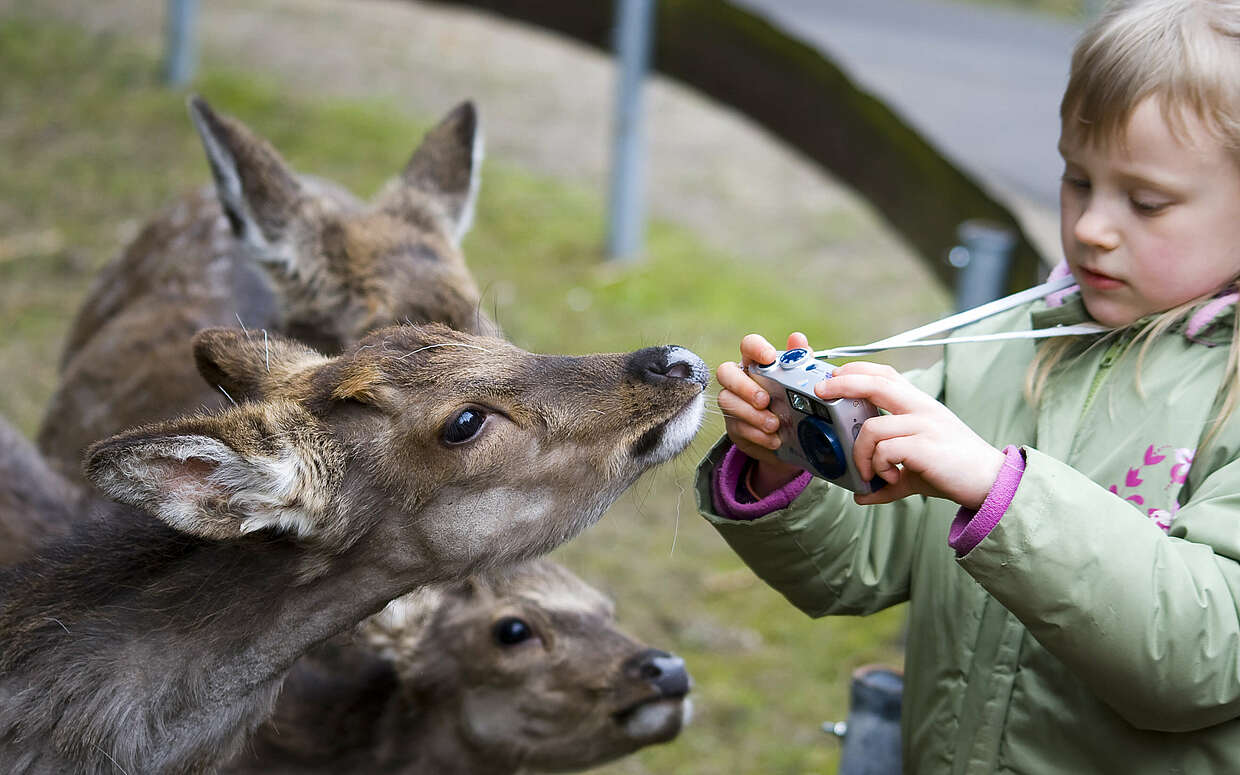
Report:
823,665,904,775
606,0,655,262
948,219,1016,311
165,0,198,87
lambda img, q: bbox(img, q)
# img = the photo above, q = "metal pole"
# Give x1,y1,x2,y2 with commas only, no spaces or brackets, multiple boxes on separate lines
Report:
948,220,1016,311
606,0,655,262
165,0,198,87
823,665,904,775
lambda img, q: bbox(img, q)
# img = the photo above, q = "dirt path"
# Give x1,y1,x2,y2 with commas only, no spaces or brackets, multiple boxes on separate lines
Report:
4,0,1026,338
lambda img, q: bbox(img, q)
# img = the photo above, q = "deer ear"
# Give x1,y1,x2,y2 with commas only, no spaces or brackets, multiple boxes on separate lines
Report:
386,101,482,246
187,95,302,253
85,402,345,543
193,327,328,403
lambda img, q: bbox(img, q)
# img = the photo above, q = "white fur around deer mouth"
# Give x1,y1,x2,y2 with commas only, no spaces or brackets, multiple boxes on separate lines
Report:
613,694,693,741
633,391,706,466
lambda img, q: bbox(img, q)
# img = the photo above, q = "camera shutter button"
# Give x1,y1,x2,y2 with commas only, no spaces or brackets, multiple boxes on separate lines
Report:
778,348,809,369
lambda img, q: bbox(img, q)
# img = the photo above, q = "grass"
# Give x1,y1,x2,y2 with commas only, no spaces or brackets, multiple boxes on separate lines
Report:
934,0,1097,19
0,12,917,773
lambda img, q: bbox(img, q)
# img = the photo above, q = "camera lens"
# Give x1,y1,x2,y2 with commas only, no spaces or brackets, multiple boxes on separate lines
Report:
797,416,846,480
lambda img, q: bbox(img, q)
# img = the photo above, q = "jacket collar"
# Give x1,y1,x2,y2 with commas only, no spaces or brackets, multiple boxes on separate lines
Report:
1029,276,1236,347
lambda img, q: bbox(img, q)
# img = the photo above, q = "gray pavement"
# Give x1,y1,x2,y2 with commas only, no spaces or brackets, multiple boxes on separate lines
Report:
736,0,1087,210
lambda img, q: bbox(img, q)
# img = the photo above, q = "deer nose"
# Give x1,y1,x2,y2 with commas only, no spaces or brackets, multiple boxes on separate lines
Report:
627,346,709,389
625,648,691,698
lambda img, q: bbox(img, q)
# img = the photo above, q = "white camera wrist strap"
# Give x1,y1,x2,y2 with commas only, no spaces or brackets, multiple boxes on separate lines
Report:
816,274,1110,359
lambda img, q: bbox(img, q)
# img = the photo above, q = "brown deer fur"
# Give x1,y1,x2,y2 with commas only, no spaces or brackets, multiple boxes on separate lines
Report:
0,417,80,566
0,324,707,774
37,96,497,489
225,559,691,774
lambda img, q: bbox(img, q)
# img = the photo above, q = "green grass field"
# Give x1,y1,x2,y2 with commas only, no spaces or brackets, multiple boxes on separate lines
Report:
0,13,923,773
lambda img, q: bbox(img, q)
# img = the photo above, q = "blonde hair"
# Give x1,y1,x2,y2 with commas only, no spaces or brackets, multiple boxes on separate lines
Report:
1029,0,1240,442
1061,0,1240,151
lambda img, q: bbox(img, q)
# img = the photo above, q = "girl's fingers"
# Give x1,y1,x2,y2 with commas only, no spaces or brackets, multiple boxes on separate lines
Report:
831,360,909,384
739,334,779,369
725,415,781,452
786,332,810,351
850,413,922,481
814,372,936,415
716,362,771,409
718,387,780,434
869,435,927,488
854,475,916,506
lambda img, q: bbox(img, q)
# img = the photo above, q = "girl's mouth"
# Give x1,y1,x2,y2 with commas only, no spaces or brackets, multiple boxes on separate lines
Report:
1077,266,1124,290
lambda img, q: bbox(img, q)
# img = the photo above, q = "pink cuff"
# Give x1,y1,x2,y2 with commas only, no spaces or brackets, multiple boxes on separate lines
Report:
948,445,1025,556
711,444,812,520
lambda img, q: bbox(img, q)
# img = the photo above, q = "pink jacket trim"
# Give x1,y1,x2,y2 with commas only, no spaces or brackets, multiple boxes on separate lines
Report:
1185,292,1240,343
948,445,1026,556
1044,260,1078,308
711,444,812,520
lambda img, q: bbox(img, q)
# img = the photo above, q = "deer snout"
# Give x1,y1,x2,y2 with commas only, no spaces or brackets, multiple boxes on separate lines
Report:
627,346,709,389
625,649,691,698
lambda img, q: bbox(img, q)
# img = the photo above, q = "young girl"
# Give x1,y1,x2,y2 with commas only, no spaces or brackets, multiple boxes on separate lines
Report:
698,1,1240,770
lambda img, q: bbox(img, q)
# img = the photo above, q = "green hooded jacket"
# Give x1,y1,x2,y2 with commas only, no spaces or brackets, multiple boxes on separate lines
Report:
696,294,1240,774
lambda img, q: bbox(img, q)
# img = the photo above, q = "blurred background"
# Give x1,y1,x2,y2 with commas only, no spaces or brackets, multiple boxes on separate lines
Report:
0,0,1096,771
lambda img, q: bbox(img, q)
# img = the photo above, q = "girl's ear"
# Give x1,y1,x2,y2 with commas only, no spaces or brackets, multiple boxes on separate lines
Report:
378,100,482,247
193,327,329,403
85,401,346,544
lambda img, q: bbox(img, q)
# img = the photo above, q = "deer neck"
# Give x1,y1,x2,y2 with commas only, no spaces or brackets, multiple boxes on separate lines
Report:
228,645,518,775
0,503,427,774
390,687,523,775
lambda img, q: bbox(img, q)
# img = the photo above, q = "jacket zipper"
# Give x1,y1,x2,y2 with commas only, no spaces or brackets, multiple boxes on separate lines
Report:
1078,339,1124,422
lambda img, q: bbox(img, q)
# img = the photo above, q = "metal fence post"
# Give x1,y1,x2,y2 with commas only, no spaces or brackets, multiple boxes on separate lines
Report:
165,0,198,87
948,219,1016,311
823,665,904,775
606,0,655,262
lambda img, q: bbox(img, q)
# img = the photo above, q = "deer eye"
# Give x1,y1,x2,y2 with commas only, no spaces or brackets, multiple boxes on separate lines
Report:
441,407,488,445
493,617,533,646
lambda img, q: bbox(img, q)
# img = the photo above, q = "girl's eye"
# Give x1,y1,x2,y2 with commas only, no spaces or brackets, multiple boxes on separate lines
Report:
441,408,488,445
493,617,533,646
1130,196,1170,215
1060,173,1090,190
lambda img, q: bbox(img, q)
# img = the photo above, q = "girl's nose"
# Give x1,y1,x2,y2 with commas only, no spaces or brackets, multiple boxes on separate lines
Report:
1072,202,1120,252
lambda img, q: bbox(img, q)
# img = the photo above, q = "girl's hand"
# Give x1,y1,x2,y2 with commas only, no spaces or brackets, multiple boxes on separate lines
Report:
716,333,806,496
816,361,1005,509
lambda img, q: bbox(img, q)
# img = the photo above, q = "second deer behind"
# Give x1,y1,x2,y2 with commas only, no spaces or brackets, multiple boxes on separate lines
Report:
38,96,498,487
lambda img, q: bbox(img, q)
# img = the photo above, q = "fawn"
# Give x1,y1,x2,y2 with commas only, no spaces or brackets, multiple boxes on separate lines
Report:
38,96,498,488
0,416,79,565
225,558,691,774
0,324,707,774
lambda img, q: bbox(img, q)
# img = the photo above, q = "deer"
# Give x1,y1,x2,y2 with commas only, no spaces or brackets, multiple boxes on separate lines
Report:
0,323,708,774
224,558,691,774
37,94,498,491
0,415,80,566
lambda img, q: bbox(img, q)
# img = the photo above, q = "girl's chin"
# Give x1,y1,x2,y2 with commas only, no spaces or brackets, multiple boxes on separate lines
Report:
1079,292,1142,328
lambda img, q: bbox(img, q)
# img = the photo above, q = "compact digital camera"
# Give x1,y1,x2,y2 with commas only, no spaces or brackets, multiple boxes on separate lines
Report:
746,348,885,494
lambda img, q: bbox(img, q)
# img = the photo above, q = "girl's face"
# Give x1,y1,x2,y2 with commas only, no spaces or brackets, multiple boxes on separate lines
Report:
1059,97,1240,327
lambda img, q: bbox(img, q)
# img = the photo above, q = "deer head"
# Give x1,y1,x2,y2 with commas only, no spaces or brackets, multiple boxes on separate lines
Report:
368,559,690,771
0,327,705,773
228,559,689,774
188,95,498,351
89,324,708,574
37,97,500,490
